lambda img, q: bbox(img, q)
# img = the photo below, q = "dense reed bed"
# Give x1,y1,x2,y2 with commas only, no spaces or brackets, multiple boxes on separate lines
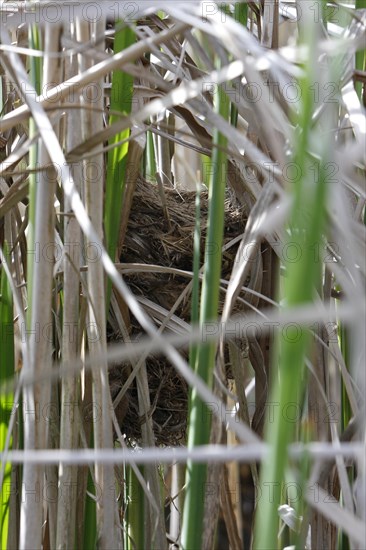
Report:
0,2,365,549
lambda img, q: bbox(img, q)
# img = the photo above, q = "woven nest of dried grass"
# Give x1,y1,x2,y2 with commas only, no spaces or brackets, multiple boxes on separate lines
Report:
108,176,247,446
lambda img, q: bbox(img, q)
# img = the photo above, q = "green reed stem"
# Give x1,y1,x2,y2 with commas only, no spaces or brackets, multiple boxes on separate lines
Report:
181,80,229,550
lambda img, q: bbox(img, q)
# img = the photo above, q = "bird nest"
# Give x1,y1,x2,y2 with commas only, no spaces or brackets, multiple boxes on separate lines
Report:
108,176,247,446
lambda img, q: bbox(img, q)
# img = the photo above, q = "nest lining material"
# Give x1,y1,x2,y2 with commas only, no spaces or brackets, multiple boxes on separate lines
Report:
109,176,247,445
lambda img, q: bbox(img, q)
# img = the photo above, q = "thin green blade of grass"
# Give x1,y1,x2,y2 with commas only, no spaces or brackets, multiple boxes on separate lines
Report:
234,1,248,27
253,10,330,549
26,25,42,318
182,181,202,546
104,23,135,306
83,469,98,550
145,130,157,180
181,80,229,550
230,2,248,127
355,0,365,103
338,320,353,549
0,244,14,550
125,466,145,550
104,28,143,540
188,182,202,380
